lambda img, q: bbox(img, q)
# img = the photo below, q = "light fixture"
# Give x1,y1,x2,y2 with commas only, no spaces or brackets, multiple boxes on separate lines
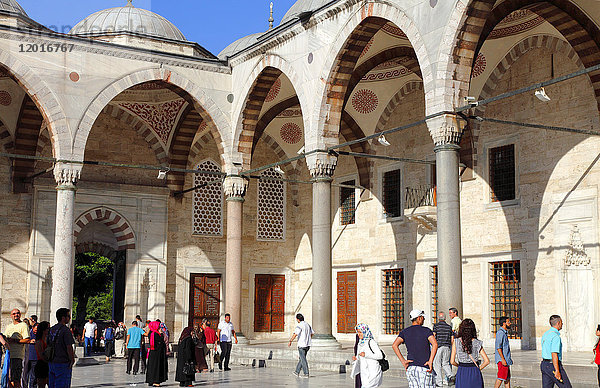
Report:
297,145,305,155
157,168,169,179
274,166,284,175
378,134,391,146
534,87,551,102
463,96,479,107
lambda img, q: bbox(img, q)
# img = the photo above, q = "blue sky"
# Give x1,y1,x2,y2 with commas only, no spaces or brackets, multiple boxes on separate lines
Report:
18,0,298,54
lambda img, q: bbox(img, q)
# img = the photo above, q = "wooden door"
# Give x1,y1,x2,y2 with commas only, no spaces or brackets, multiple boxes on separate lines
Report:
254,274,285,332
337,271,357,333
189,274,221,329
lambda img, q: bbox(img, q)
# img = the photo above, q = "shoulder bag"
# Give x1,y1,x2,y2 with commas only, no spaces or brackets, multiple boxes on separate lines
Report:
42,327,60,362
368,339,389,372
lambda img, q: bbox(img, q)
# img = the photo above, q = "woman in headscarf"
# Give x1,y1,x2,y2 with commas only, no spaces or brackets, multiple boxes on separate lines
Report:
157,320,171,355
192,324,208,372
351,323,383,388
175,327,196,387
145,321,168,387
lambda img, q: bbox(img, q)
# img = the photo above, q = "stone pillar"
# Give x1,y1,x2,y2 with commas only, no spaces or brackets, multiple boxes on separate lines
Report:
429,115,465,318
223,175,248,343
50,163,81,323
306,152,340,349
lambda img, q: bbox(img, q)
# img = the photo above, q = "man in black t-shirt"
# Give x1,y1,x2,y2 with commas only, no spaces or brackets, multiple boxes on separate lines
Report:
392,309,438,388
48,308,75,388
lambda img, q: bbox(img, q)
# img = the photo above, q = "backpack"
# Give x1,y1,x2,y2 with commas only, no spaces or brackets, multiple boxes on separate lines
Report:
43,327,60,362
104,327,114,341
368,339,390,372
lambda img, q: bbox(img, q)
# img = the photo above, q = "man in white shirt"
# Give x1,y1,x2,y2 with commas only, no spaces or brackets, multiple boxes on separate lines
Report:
217,313,237,371
449,308,462,334
82,317,97,357
288,313,314,378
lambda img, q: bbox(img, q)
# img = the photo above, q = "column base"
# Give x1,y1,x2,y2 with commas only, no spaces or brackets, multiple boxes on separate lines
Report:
310,334,341,350
236,332,250,345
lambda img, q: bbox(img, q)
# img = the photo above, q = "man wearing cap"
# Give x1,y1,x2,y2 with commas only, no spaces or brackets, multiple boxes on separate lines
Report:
393,309,438,388
540,315,571,387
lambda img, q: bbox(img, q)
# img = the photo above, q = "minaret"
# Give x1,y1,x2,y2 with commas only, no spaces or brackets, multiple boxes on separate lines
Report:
269,2,274,30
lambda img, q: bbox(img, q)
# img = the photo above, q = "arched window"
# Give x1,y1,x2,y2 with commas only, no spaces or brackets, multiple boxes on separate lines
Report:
257,167,286,241
192,160,223,236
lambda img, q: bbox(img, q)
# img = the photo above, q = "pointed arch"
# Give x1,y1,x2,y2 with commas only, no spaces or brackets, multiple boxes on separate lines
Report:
376,81,424,133
74,207,136,250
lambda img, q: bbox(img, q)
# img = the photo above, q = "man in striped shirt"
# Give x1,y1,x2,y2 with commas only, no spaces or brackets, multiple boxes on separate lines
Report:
433,312,454,386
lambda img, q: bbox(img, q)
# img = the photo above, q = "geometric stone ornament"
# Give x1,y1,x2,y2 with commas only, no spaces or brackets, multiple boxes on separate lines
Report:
192,160,223,236
565,224,590,266
257,167,285,241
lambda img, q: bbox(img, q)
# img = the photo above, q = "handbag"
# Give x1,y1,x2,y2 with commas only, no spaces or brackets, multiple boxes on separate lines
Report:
182,360,195,375
213,351,221,364
367,340,390,372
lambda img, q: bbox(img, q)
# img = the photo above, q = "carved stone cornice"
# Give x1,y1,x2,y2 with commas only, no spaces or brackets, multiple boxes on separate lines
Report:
306,151,337,180
53,162,81,189
223,175,248,200
428,114,466,147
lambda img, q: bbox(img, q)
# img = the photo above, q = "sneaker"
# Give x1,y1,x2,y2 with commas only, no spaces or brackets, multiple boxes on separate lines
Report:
224,367,231,371
292,371,299,377
300,374,309,379
210,369,214,373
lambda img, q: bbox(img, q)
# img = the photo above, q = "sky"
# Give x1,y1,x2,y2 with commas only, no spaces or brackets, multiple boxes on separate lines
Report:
17,0,298,55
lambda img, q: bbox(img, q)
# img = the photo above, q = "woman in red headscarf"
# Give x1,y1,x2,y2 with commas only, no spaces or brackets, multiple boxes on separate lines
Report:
145,321,168,387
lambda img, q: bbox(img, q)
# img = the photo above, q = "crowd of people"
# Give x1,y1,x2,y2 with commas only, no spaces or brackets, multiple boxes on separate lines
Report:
1,306,599,387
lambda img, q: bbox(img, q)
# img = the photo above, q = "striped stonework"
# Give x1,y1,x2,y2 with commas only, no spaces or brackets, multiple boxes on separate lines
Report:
73,207,136,251
252,96,300,153
340,111,373,191
12,94,43,192
376,81,424,133
75,241,117,260
0,119,13,151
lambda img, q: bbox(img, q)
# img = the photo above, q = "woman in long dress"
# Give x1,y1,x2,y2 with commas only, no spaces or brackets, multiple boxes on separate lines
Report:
145,321,168,387
193,324,208,372
450,319,490,388
175,327,196,387
352,323,383,388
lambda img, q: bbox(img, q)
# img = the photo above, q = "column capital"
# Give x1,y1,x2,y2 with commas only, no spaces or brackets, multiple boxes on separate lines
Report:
306,151,337,179
427,114,467,147
223,175,248,200
53,162,81,189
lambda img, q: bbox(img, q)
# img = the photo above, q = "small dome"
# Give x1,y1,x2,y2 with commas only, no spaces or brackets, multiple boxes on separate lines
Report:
281,0,331,24
69,1,185,42
0,0,27,16
218,32,263,59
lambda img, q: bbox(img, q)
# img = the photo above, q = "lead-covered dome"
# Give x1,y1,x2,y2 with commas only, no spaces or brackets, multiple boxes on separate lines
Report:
0,0,27,16
281,0,332,24
69,0,186,41
218,32,263,59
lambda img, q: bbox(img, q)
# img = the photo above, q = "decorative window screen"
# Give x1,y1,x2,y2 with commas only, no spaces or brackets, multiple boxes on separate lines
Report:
257,167,286,241
382,269,404,334
383,169,402,218
192,160,223,236
340,180,356,225
431,265,438,322
489,144,516,202
490,261,522,339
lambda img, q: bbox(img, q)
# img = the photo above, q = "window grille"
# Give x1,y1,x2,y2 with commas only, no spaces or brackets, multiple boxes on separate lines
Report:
257,167,286,241
192,160,223,236
489,144,515,202
490,261,522,339
382,269,404,334
383,169,402,218
431,265,438,322
340,180,355,225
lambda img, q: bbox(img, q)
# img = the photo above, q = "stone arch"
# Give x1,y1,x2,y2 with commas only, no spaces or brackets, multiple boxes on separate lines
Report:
438,0,600,114
469,34,584,169
312,1,431,149
0,50,69,159
73,68,231,168
376,81,424,133
75,242,117,260
232,54,309,169
0,118,12,151
74,207,136,250
260,133,300,206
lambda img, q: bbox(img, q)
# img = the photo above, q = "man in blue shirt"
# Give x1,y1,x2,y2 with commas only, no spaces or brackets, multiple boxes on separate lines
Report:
540,315,571,387
126,321,144,375
494,316,513,388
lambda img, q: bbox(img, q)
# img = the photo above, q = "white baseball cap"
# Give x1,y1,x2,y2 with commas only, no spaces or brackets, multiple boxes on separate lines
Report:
409,309,425,320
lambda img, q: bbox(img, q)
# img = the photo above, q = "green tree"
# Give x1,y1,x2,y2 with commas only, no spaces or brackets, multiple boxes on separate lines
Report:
73,252,113,322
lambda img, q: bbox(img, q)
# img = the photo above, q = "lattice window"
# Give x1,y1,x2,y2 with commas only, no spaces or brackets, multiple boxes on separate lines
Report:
489,144,515,202
257,168,286,241
490,261,522,339
192,160,223,236
382,269,404,334
431,265,438,322
383,169,402,218
340,180,355,225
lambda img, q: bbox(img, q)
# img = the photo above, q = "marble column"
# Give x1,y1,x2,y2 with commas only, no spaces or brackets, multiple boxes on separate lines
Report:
306,152,340,349
224,175,249,343
50,163,81,323
429,115,465,318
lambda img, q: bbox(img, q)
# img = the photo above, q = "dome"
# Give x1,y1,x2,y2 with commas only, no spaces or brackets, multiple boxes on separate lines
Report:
69,1,186,42
281,0,331,24
218,32,263,59
0,0,27,16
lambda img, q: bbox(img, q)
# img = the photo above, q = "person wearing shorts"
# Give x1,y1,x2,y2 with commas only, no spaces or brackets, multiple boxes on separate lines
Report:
494,317,513,388
3,309,31,388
